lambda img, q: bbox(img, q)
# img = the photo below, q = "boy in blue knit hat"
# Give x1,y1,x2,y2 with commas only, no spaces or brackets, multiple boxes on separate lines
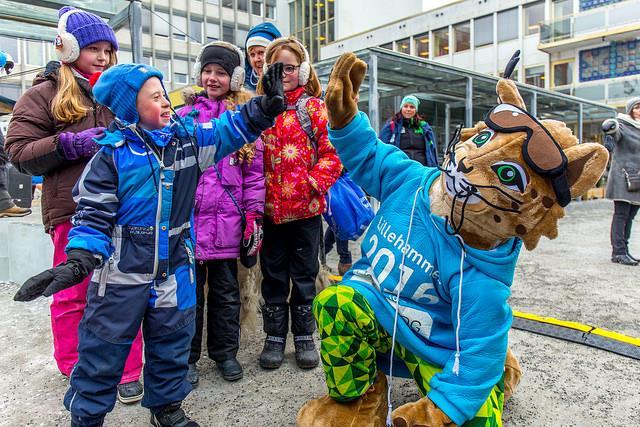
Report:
14,62,286,427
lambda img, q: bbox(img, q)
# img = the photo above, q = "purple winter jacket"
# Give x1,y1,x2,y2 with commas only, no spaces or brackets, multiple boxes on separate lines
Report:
177,95,265,260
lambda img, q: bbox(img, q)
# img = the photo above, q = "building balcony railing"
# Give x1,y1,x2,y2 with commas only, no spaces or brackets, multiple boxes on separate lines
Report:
539,0,640,51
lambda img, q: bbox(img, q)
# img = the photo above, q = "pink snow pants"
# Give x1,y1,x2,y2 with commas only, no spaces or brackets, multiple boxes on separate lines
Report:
50,221,143,383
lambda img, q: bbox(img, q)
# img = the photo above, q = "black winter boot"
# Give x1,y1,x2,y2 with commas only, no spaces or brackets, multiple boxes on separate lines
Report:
70,416,104,427
291,305,319,369
259,305,288,369
150,402,199,427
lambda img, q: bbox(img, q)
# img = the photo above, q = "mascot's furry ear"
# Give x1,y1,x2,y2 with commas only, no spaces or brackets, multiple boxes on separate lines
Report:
565,137,610,198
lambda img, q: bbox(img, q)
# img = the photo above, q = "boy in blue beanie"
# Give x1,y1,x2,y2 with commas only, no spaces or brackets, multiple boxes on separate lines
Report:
14,62,286,427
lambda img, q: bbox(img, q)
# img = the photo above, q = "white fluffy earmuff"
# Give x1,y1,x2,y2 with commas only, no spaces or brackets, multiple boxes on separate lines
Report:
54,9,81,64
263,37,311,86
193,41,245,91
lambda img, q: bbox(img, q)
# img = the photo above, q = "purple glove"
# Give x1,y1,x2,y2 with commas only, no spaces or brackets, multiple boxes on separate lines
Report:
58,127,105,161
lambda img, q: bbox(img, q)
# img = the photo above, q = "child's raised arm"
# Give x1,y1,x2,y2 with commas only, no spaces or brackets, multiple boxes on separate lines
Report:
194,63,286,170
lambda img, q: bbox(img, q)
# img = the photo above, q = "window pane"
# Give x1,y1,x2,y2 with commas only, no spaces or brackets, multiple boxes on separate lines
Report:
173,15,187,41
328,0,334,19
395,38,410,55
497,8,518,42
207,0,220,4
118,49,132,63
174,59,189,75
237,28,249,44
433,27,449,56
223,24,235,43
553,0,573,18
252,1,262,16
142,8,151,35
474,15,493,47
0,83,21,101
0,36,18,64
154,58,171,82
525,65,545,87
453,21,470,53
524,1,544,35
223,0,233,8
154,11,170,37
380,42,393,50
312,2,319,25
190,19,203,43
553,62,573,86
26,40,44,66
414,32,429,58
327,19,335,43
238,0,248,12
266,0,276,19
207,22,220,41
174,73,188,85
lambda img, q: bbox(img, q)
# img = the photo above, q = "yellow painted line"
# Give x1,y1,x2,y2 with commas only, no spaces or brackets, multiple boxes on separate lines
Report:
513,310,639,347
328,275,639,347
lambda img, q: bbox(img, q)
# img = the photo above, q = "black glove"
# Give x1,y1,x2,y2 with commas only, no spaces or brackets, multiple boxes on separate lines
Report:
14,249,99,302
260,62,286,118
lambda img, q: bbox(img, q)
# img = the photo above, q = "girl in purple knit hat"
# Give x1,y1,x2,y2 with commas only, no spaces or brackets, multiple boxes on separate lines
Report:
5,6,144,403
176,41,265,386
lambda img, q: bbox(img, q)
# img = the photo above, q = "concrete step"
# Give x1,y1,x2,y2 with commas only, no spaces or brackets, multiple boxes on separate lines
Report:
0,206,53,285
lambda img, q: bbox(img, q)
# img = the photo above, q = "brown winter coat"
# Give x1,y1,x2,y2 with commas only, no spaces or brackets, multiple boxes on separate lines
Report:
5,62,114,231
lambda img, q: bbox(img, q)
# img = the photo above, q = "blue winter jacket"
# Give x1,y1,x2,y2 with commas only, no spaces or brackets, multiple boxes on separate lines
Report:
66,98,273,310
329,112,521,426
379,116,438,167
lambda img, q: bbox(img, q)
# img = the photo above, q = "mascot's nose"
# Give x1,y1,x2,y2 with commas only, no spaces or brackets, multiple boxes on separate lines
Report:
457,157,474,174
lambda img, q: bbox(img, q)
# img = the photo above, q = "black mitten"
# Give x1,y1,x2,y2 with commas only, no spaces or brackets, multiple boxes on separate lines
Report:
260,63,286,118
14,249,99,302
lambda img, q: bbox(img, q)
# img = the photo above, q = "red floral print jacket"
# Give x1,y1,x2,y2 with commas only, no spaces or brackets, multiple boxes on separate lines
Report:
261,86,342,224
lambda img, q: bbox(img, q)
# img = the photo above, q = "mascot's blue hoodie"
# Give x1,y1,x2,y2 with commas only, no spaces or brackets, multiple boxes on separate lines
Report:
328,112,522,425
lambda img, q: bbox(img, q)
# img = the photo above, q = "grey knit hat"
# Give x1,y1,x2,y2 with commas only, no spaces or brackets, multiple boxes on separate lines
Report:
626,97,640,115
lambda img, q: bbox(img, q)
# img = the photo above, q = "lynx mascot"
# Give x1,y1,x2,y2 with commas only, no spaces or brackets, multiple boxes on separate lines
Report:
297,52,608,426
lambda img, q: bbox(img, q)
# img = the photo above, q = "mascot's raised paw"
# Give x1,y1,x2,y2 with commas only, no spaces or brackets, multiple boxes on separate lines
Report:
392,397,456,427
325,52,367,130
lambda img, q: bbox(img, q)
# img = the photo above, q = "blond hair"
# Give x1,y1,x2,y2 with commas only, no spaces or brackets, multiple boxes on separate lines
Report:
51,50,117,124
256,36,322,98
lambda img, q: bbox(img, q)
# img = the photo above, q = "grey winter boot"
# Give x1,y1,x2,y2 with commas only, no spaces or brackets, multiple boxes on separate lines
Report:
259,305,288,369
291,305,319,369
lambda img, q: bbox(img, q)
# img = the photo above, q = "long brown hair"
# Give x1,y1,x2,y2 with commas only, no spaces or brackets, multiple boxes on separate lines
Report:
256,36,322,98
51,50,117,124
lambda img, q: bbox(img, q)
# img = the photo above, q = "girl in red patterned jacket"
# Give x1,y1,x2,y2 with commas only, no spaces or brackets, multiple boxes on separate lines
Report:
256,36,341,370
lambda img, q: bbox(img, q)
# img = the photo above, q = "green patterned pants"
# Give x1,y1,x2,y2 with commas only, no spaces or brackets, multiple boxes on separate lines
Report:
313,284,504,427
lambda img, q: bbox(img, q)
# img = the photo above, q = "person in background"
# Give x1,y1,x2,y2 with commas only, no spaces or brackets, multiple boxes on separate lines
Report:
602,97,640,266
176,42,265,386
323,228,352,276
243,22,282,92
0,50,15,75
4,6,144,403
0,126,31,218
379,94,438,167
257,36,342,371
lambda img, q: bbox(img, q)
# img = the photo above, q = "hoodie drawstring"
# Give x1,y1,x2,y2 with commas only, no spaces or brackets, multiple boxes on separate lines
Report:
386,185,423,427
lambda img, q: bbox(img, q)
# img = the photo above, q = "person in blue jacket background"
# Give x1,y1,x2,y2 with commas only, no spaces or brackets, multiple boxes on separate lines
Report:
14,62,286,427
379,94,439,167
243,22,281,92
